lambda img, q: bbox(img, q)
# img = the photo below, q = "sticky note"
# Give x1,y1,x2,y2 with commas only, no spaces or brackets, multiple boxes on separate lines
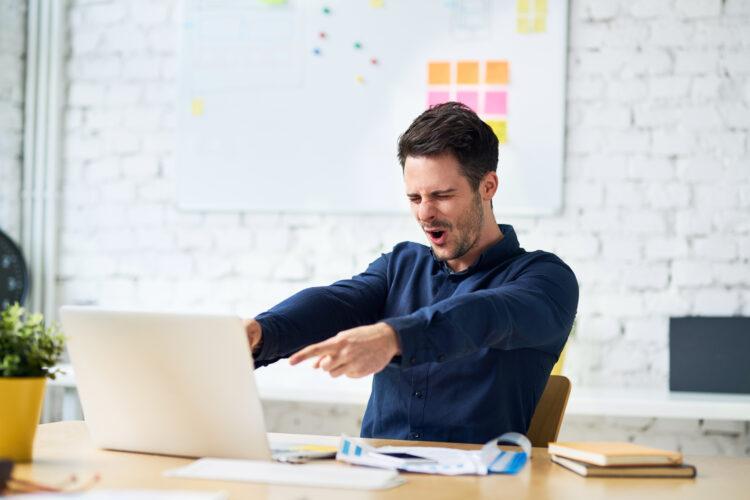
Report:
517,0,530,14
427,91,450,108
191,98,204,116
484,91,507,115
534,16,546,32
486,120,507,144
517,17,530,33
428,62,451,85
485,61,509,84
535,0,547,13
456,61,479,84
259,0,287,5
370,0,384,7
456,91,478,112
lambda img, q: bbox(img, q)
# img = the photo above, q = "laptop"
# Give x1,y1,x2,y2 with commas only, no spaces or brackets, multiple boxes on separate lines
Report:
61,306,328,461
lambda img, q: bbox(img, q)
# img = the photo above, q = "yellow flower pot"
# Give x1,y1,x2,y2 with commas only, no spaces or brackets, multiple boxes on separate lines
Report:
0,377,46,462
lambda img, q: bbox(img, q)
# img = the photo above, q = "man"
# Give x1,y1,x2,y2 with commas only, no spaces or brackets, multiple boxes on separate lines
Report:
245,102,578,444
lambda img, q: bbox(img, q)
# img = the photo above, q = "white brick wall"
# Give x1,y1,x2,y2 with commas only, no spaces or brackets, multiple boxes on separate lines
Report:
1,0,747,454
0,0,25,242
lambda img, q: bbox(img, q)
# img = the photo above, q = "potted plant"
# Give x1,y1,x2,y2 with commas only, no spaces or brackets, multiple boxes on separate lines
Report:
0,303,64,462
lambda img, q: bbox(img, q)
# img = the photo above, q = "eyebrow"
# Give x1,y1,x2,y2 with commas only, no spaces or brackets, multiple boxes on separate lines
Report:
407,188,458,197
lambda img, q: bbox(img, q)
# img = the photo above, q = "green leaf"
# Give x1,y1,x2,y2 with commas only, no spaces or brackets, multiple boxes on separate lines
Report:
0,302,66,378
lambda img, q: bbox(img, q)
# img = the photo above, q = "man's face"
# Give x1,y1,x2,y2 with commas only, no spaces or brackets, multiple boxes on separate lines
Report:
403,153,484,265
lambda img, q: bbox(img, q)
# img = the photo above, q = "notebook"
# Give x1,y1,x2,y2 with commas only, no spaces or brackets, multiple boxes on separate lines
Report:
548,442,682,466
551,455,696,478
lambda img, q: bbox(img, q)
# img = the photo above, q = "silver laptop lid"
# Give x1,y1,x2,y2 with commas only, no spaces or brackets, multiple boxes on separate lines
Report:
61,306,271,460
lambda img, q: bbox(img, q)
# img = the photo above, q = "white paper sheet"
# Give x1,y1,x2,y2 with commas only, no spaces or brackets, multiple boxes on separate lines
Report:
164,458,405,490
2,491,228,500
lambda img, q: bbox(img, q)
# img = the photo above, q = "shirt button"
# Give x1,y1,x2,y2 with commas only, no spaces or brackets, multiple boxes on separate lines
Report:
409,356,417,365
414,391,423,399
413,433,421,440
437,354,445,362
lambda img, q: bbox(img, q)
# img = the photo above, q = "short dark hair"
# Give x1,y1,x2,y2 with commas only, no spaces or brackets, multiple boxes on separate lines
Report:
397,102,499,190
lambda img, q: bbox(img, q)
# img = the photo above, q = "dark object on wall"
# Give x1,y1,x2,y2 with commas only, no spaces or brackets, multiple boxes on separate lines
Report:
670,317,750,395
0,229,29,309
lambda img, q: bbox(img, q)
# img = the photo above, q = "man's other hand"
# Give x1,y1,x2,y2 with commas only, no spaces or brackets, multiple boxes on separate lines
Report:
244,319,263,354
289,323,401,378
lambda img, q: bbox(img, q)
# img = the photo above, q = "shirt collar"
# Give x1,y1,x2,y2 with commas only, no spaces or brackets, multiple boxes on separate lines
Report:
433,224,522,276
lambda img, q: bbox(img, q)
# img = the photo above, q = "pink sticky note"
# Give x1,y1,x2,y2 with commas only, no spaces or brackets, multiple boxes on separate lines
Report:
456,91,478,112
427,91,450,108
484,91,507,115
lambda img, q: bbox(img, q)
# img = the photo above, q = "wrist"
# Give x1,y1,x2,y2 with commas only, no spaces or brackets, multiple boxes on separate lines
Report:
244,319,263,354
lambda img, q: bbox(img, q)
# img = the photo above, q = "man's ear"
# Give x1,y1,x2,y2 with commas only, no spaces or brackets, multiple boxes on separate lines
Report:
481,172,499,200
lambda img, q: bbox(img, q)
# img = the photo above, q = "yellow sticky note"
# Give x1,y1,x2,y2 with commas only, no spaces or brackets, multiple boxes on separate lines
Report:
517,17,530,34
486,120,507,144
369,0,384,8
428,61,451,85
456,61,479,84
517,0,530,14
535,0,547,13
191,98,204,116
486,61,509,84
295,444,338,452
534,15,546,33
259,0,287,5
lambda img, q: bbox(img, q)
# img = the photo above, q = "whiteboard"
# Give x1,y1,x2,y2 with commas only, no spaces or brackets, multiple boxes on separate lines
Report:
177,0,568,214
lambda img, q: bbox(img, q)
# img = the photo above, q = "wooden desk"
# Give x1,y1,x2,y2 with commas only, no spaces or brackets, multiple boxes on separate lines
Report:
13,421,750,499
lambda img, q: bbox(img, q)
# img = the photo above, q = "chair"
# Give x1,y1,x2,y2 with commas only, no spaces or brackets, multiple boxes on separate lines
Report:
526,375,571,448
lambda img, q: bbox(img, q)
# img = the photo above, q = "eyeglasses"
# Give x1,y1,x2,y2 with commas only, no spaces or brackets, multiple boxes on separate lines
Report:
0,459,100,494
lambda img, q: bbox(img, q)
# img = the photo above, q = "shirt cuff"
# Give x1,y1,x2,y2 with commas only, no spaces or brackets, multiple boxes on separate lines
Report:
384,314,449,368
253,314,282,367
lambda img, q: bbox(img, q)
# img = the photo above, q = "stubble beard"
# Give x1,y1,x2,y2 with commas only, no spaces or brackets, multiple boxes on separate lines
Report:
434,192,484,263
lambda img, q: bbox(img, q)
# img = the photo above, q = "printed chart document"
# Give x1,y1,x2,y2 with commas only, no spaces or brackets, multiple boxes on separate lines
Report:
337,432,532,476
165,459,405,490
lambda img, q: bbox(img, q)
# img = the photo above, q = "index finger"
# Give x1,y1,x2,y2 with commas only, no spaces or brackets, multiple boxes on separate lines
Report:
289,339,338,365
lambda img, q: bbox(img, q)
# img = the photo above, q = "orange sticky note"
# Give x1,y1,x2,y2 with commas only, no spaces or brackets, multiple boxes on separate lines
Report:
456,61,479,84
428,62,451,85
486,61,509,84
486,120,507,144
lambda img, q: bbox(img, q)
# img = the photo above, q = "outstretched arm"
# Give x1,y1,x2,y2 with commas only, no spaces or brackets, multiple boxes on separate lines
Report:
292,259,578,376
385,259,578,367
249,254,390,367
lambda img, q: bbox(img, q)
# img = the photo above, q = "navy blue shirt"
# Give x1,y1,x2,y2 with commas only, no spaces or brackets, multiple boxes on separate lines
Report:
254,224,578,444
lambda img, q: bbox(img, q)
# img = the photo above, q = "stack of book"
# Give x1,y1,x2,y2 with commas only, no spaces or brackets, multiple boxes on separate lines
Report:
548,442,697,478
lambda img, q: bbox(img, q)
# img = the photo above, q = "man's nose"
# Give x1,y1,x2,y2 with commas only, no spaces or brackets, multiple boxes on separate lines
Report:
417,200,436,222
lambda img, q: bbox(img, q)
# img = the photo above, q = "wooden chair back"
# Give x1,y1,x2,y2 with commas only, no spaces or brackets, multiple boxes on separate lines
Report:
526,375,571,448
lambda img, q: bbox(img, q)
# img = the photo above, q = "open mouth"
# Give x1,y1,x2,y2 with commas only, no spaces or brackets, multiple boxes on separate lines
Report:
426,229,447,246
